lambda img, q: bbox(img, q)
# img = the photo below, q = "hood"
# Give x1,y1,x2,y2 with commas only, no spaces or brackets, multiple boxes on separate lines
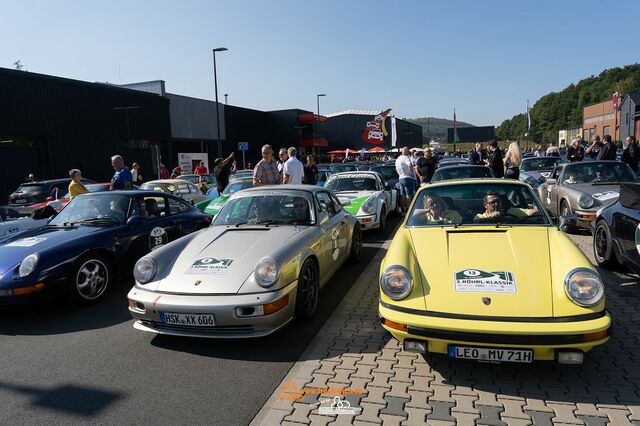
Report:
147,225,305,294
0,225,108,276
408,226,553,317
566,184,620,207
204,195,230,215
337,191,376,215
520,170,546,183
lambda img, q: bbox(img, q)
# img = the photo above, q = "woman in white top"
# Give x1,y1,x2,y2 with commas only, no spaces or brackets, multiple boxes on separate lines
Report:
503,141,522,180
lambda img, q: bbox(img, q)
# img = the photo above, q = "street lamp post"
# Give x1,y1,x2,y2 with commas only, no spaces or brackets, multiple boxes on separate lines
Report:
316,94,326,156
213,47,228,158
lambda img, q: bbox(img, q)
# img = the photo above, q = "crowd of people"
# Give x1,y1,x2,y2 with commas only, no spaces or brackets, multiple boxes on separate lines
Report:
252,145,319,186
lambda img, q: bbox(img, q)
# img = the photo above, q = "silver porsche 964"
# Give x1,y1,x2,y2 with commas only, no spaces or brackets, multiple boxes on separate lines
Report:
127,185,362,338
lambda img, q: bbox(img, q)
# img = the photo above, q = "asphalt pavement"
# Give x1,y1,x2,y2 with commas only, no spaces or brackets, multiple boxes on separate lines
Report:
0,217,401,425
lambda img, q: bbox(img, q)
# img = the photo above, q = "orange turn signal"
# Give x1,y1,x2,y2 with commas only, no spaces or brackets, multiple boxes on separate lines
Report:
263,294,289,315
579,214,596,221
13,283,45,296
383,318,408,332
583,329,608,342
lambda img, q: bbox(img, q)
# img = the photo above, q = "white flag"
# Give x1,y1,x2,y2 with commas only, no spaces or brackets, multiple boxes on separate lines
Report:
391,116,397,147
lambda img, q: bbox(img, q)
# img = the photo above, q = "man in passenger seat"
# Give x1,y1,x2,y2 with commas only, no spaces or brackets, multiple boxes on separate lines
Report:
474,191,538,221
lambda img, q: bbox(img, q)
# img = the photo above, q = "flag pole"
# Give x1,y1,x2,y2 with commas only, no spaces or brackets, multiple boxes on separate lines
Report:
453,107,457,154
526,99,530,151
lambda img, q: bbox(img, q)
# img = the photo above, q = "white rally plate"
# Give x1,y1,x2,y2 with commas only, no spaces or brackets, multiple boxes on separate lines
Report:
159,312,215,327
448,345,532,363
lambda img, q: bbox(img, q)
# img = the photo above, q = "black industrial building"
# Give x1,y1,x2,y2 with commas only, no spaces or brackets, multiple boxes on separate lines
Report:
620,92,640,141
447,125,496,143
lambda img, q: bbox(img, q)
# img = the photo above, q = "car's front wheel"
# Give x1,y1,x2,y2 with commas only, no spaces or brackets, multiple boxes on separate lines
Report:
294,259,319,321
376,207,386,233
594,220,620,269
347,225,362,264
560,200,576,234
67,253,112,305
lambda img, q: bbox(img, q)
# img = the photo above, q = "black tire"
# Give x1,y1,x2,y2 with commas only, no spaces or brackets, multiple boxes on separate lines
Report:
559,200,576,234
67,253,112,305
376,207,387,233
347,225,363,264
593,220,620,269
294,259,319,321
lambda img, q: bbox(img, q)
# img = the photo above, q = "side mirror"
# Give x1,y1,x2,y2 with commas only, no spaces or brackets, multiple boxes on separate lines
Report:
339,198,351,207
127,215,145,227
545,178,556,185
559,214,578,232
384,183,391,190
318,211,330,226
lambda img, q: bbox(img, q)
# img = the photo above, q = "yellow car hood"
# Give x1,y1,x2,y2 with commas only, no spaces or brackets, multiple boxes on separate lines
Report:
408,226,553,317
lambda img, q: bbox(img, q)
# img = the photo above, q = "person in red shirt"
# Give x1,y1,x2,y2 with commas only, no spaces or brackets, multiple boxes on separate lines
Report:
193,161,208,175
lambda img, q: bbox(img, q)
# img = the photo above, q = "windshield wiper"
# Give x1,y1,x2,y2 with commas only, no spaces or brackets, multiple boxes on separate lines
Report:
80,217,118,224
592,179,624,185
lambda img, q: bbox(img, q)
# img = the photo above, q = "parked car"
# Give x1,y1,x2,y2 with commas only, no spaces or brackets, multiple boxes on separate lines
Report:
127,185,362,338
229,170,254,181
592,182,640,274
29,183,112,212
436,157,471,168
379,179,611,364
0,206,49,242
200,177,254,216
8,178,94,214
537,161,638,232
519,157,564,189
370,165,400,190
324,171,398,231
141,179,210,205
0,191,210,305
177,174,217,193
431,165,494,182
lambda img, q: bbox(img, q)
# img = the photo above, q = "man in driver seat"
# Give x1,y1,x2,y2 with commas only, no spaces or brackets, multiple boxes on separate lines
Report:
422,194,462,224
474,191,538,221
289,198,310,224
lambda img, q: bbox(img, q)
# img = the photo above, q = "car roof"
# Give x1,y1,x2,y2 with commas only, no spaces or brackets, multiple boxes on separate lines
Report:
79,189,195,199
242,184,332,194
328,171,380,177
435,165,489,170
425,178,529,189
22,178,70,185
143,179,195,185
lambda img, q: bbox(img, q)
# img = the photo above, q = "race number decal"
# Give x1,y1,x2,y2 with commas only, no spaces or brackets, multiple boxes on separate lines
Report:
149,227,168,251
6,237,47,247
592,191,619,202
454,269,517,294
331,228,340,260
186,258,233,275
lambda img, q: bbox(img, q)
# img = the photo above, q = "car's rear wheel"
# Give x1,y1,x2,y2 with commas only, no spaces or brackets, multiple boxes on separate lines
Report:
294,259,319,321
376,207,386,233
348,225,362,264
67,254,112,305
594,220,620,269
560,200,576,234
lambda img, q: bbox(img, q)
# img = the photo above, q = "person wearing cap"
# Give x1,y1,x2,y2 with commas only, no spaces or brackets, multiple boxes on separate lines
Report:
170,166,182,179
194,161,208,175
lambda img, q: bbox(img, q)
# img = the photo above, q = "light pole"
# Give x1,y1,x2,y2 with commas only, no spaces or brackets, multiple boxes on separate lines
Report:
213,47,228,157
316,94,326,156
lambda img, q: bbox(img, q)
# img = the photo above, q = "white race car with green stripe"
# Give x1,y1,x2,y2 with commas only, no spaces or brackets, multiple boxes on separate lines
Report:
324,171,398,231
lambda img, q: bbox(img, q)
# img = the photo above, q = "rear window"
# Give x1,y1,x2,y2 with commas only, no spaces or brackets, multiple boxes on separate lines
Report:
16,184,46,194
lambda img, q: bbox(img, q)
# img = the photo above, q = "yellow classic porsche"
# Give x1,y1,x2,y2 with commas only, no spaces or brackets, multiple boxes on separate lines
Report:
379,179,611,364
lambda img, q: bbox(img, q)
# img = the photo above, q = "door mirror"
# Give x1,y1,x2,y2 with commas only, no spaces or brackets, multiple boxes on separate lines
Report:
559,214,577,232
545,178,556,186
126,215,145,227
339,198,351,207
384,183,391,190
318,211,330,226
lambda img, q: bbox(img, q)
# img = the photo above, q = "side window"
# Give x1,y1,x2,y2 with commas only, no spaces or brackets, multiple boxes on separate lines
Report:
176,184,190,195
188,183,201,194
329,193,343,213
168,197,190,214
316,192,337,217
141,196,167,218
551,166,561,181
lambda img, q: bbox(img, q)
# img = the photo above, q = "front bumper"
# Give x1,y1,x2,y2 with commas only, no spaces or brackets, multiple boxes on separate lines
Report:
128,280,298,338
379,303,611,361
574,210,597,230
0,275,67,306
356,214,378,230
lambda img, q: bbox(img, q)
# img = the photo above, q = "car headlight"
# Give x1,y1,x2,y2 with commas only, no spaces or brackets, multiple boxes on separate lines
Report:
18,253,39,277
255,257,279,288
564,268,604,307
380,265,413,300
578,194,595,209
134,257,157,284
361,195,377,214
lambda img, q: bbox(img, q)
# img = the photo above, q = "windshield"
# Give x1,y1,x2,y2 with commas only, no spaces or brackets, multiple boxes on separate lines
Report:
141,182,174,193
223,180,253,195
325,175,378,192
213,193,315,226
330,164,359,173
562,162,637,184
16,184,46,194
521,158,562,172
406,183,549,227
51,194,130,224
432,166,493,181
371,167,399,180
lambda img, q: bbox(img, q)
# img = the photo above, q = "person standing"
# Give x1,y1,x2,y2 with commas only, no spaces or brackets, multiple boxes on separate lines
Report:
567,138,585,162
395,147,416,212
170,166,182,179
131,163,143,184
585,135,602,159
303,155,319,185
534,144,546,157
546,142,560,157
596,135,617,161
26,173,36,183
253,144,281,186
68,169,89,199
283,147,304,185
110,155,133,190
468,142,486,165
503,141,522,179
485,140,504,178
213,152,235,193
159,164,170,179
622,136,639,174
277,148,289,182
193,161,209,175
416,148,437,183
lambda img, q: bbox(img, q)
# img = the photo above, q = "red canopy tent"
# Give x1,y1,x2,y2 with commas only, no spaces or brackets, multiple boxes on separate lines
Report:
367,147,386,153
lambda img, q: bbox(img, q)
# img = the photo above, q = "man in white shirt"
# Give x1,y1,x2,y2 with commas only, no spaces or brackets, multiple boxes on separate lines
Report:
395,147,416,213
283,147,304,185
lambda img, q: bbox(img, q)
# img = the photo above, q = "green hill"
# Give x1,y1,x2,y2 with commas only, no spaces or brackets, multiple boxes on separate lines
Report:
496,63,640,143
407,117,475,142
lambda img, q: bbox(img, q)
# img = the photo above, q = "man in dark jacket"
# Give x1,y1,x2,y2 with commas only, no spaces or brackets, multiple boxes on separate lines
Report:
622,136,639,173
485,140,504,178
566,138,585,162
596,135,617,161
468,142,486,165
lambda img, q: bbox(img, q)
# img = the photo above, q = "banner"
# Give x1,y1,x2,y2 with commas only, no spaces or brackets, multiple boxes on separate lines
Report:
361,109,391,145
178,153,209,174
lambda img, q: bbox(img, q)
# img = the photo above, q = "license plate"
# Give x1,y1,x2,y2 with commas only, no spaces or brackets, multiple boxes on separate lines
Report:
449,345,532,363
13,199,27,204
159,312,215,327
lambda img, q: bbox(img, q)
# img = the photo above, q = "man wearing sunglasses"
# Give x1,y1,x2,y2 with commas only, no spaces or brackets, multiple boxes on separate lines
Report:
473,191,538,221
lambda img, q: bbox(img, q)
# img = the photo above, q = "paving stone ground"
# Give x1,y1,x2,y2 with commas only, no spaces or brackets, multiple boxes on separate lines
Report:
251,233,640,426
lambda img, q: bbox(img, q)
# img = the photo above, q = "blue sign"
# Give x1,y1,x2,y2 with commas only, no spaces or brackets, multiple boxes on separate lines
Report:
238,142,249,151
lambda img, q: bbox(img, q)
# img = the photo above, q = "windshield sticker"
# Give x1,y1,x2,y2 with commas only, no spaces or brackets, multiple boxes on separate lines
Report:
186,258,233,275
592,191,619,201
328,173,372,180
6,237,47,247
149,227,169,251
454,269,517,294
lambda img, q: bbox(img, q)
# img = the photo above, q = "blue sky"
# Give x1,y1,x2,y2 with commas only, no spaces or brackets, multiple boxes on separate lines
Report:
1,0,637,126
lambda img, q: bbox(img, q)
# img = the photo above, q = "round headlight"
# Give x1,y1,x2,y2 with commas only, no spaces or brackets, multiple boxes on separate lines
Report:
380,265,413,300
578,194,595,209
255,258,279,288
361,195,377,214
19,253,39,277
564,268,604,307
134,257,157,284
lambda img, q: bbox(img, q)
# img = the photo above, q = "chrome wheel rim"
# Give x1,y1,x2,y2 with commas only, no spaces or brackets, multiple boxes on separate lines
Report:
594,226,608,262
352,228,362,258
76,259,109,300
300,265,317,312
